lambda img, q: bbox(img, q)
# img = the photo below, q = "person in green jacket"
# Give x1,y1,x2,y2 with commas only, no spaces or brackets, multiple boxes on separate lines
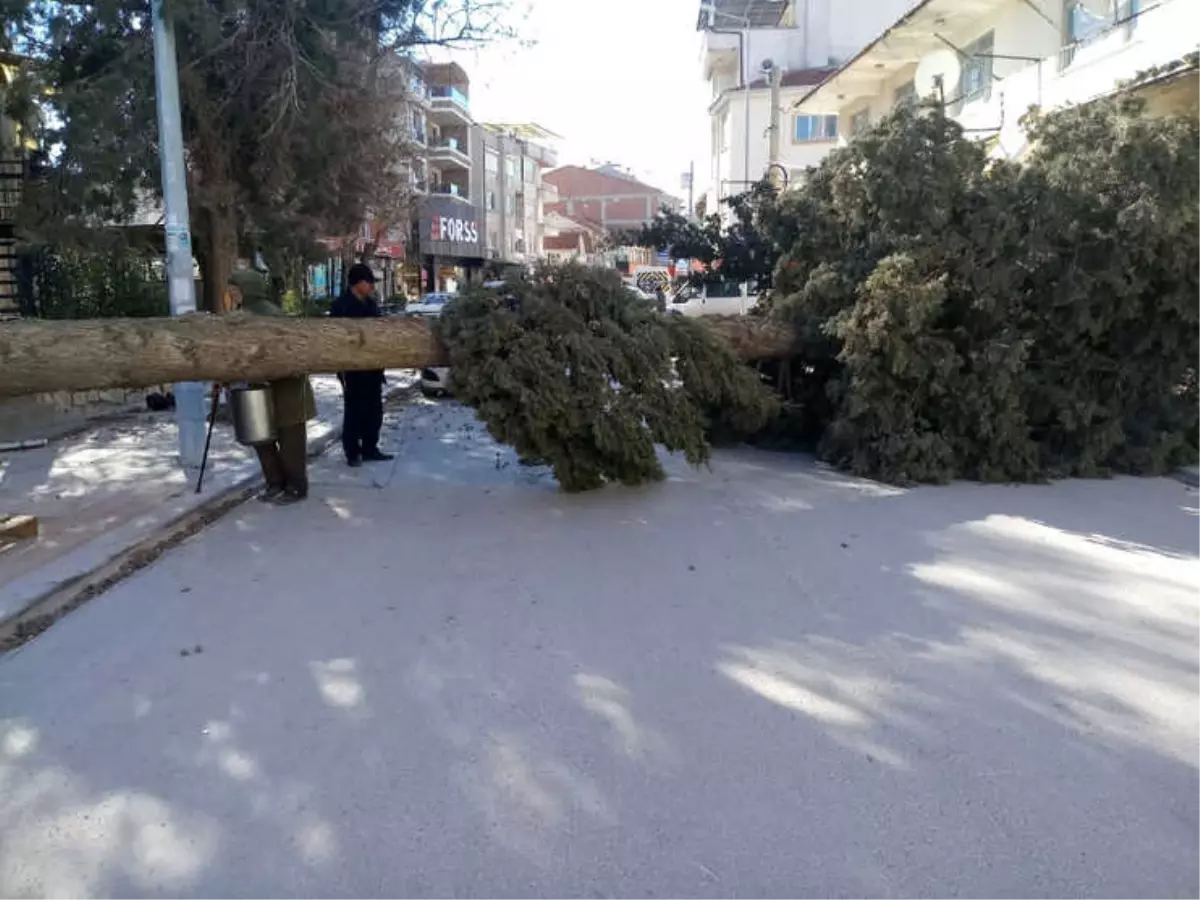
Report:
227,270,317,505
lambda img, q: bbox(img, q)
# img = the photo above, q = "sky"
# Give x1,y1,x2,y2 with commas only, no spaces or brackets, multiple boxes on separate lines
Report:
453,0,711,199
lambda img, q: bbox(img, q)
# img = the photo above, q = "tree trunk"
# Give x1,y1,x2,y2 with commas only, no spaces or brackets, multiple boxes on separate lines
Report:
0,314,795,398
198,205,237,314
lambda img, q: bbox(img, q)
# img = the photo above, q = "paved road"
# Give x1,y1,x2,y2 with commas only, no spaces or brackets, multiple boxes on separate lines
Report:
1,401,1196,898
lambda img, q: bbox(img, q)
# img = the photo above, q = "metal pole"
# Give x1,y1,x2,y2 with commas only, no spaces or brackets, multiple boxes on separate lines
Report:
767,64,782,187
742,25,751,189
151,0,205,468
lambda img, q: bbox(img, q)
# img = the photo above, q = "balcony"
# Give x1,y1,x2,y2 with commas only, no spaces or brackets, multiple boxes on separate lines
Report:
429,85,471,125
431,85,469,108
954,0,1194,158
699,28,741,80
431,182,468,199
428,136,471,169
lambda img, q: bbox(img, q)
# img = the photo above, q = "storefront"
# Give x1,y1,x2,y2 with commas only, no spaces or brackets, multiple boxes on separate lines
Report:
415,196,485,294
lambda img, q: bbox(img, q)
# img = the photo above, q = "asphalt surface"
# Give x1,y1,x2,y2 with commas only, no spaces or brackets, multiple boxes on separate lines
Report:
1,400,1197,898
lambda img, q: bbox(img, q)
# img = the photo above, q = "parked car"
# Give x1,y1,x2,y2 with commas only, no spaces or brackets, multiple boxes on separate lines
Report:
666,280,760,317
406,291,455,317
405,293,454,395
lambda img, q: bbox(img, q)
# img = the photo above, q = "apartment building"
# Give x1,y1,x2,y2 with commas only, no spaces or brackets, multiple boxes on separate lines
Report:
478,122,559,267
792,0,1198,158
698,0,918,210
542,165,679,232
390,63,559,294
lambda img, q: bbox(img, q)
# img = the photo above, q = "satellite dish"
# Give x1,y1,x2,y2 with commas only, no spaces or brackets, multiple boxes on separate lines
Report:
914,48,962,100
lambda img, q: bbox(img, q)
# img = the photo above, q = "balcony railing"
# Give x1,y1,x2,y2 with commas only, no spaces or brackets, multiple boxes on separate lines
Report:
432,182,464,197
434,136,465,153
430,85,470,110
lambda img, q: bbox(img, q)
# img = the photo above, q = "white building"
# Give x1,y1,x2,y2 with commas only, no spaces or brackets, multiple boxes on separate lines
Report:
697,0,919,212
792,0,1198,159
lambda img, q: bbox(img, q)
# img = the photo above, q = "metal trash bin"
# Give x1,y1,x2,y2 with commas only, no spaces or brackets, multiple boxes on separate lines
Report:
229,385,277,446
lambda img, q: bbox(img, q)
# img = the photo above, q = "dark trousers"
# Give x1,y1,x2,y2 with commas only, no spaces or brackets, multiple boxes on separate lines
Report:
255,423,308,496
341,371,383,461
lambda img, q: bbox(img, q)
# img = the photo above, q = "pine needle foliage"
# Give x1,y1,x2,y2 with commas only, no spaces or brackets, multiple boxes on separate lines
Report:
766,98,1198,484
438,263,779,492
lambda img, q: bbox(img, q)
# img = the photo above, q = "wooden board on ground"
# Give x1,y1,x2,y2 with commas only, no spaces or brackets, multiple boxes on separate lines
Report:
0,515,39,544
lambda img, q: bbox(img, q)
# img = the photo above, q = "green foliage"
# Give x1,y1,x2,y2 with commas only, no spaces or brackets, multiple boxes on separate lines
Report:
5,0,509,306
625,181,780,288
19,246,168,318
767,100,1198,483
439,263,779,492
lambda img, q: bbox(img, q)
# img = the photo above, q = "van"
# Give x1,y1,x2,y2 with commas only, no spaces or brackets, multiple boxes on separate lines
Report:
666,280,759,317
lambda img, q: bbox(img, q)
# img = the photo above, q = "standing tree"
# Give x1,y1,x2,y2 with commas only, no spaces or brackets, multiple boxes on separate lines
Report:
2,0,510,310
624,180,781,290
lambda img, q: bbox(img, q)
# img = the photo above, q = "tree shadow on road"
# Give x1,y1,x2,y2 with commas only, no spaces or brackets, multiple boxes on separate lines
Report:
0,426,1196,897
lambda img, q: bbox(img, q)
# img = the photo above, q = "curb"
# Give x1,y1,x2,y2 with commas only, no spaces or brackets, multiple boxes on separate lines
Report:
0,381,417,653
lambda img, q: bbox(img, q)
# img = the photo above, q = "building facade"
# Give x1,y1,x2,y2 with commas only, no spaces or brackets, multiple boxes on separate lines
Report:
697,0,919,211
792,0,1198,158
542,165,679,232
477,123,559,269
541,211,607,265
388,62,559,295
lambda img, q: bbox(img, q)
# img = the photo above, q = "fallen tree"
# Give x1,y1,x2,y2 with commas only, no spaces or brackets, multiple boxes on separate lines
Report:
0,309,795,398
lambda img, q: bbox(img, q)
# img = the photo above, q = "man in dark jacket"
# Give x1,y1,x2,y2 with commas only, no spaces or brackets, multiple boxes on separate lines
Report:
330,263,394,468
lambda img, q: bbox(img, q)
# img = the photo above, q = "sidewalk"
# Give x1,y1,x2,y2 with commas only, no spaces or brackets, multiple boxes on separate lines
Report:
0,372,416,629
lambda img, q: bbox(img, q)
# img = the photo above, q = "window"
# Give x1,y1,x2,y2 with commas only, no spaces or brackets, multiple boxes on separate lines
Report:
793,114,839,142
487,191,496,211
849,108,870,137
505,193,515,214
485,150,499,174
505,156,517,179
522,158,537,183
960,31,994,102
894,80,917,108
1063,0,1139,59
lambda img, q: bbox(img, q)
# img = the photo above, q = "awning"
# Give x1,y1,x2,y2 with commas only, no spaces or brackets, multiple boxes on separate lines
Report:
792,0,1011,113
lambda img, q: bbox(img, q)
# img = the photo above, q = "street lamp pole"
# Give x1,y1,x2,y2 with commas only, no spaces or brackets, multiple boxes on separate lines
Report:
150,0,205,467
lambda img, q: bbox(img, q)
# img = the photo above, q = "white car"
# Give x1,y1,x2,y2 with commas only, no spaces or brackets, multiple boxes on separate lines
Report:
406,291,454,317
624,283,657,302
405,293,455,394
665,280,760,317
